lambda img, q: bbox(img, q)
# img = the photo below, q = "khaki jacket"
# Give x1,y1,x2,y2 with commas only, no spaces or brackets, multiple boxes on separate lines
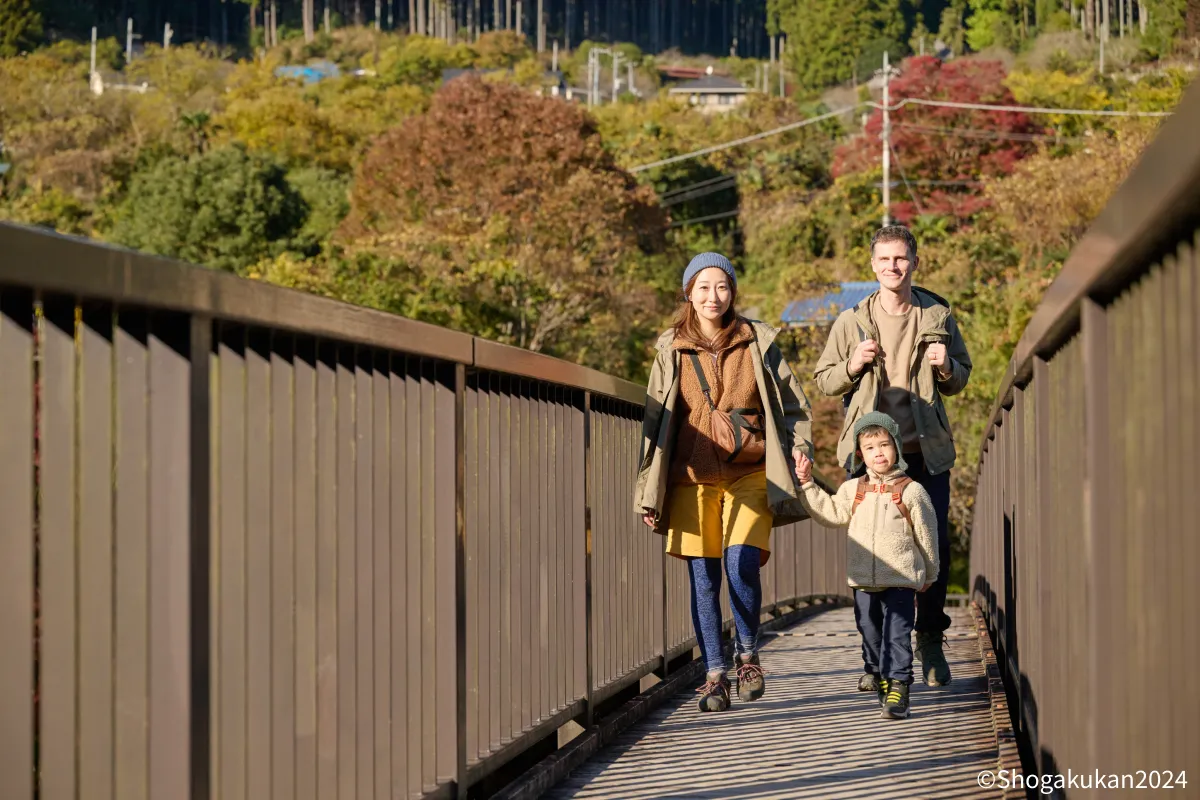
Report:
813,287,971,475
633,319,814,530
800,469,940,590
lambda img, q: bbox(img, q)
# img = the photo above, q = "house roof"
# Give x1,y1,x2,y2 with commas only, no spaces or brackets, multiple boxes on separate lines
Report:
667,74,748,93
781,282,877,327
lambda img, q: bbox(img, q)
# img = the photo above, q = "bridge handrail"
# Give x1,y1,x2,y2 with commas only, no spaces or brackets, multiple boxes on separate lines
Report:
970,78,1200,785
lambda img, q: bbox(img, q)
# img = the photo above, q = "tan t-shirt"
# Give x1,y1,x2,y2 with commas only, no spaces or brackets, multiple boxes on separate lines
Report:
871,296,921,452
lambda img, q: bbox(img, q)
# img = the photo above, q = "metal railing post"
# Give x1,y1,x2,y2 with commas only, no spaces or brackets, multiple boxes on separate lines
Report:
454,363,469,798
582,391,594,726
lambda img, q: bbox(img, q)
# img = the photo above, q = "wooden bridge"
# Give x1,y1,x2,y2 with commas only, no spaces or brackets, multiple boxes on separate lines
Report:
1,76,1199,800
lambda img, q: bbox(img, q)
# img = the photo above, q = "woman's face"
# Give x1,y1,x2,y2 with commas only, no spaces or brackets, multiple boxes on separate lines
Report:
689,267,733,324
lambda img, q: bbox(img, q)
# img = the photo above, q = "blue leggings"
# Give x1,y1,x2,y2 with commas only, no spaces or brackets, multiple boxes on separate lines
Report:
687,544,763,673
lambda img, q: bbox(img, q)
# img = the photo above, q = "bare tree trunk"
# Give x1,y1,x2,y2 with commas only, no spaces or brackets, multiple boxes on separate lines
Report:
1139,0,1147,35
418,0,426,33
1188,0,1200,39
516,0,523,39
1085,0,1094,37
304,0,315,41
250,0,257,40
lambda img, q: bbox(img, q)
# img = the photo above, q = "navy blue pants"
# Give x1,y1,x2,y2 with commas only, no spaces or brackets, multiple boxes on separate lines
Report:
687,545,762,673
904,452,952,635
854,587,917,684
851,450,952,635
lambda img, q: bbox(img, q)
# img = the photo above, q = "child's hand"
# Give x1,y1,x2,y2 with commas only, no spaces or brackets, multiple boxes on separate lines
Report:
794,453,813,485
642,512,657,529
919,582,932,593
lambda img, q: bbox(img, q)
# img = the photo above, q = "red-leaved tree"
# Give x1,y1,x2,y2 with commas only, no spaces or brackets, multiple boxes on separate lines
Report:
833,56,1042,222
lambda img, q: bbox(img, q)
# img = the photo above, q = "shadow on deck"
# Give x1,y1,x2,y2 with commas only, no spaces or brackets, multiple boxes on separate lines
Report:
545,608,1000,799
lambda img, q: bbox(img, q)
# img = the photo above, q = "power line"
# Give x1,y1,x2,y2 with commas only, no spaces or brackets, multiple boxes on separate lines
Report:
631,105,856,173
658,172,737,200
873,97,1174,117
660,178,739,207
892,122,1090,144
633,97,1170,173
888,140,924,216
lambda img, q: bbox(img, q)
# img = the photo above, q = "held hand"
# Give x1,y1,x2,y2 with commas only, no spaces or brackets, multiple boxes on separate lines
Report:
927,343,950,377
919,582,932,593
642,513,657,529
849,339,879,376
794,453,813,485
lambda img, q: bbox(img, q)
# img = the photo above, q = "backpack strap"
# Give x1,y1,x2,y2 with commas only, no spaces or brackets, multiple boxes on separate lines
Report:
850,476,915,528
851,475,871,516
890,477,914,528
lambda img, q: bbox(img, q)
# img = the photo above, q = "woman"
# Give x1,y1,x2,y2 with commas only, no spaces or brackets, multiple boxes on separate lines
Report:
633,252,813,712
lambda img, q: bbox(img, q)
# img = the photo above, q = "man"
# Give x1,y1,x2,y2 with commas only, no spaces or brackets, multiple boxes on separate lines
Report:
813,225,971,686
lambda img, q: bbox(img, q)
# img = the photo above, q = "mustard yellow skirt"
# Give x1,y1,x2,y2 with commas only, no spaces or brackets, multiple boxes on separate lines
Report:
665,471,773,564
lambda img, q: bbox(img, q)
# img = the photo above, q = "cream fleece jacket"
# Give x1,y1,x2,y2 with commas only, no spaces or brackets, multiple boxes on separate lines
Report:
800,469,939,591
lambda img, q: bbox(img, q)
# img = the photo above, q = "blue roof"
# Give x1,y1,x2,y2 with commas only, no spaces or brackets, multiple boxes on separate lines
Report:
274,61,341,84
781,282,877,326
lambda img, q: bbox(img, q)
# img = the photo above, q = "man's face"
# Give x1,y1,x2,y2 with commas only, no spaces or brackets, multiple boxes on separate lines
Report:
871,239,918,292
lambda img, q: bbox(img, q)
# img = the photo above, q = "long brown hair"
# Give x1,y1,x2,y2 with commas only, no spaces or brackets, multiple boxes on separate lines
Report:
673,272,742,352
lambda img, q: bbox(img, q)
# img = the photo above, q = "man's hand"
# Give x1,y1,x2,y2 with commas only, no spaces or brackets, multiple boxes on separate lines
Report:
794,453,814,486
927,343,951,379
919,582,932,593
849,338,879,376
642,512,657,529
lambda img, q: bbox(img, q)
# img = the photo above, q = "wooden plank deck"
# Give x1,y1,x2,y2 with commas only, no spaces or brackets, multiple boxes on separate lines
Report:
547,607,1001,799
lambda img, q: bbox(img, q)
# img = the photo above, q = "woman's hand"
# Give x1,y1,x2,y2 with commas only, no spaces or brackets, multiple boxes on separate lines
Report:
794,452,813,486
642,512,657,529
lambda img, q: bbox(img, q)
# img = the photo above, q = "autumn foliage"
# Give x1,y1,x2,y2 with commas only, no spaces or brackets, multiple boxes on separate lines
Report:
339,77,668,365
833,56,1041,222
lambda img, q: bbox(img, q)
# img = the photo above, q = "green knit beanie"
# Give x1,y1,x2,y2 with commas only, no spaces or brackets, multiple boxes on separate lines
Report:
852,411,908,473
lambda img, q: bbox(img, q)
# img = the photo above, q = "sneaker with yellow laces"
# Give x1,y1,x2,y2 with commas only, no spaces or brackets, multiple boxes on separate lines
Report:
881,679,911,719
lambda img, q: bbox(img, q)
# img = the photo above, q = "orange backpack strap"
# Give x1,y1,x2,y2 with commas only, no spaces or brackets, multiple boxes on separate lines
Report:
890,477,915,528
851,475,871,517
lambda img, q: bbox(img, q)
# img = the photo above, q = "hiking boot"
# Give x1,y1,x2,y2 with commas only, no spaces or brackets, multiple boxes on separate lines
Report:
696,674,731,712
736,654,766,702
915,632,952,686
876,677,888,708
858,673,881,693
881,680,911,719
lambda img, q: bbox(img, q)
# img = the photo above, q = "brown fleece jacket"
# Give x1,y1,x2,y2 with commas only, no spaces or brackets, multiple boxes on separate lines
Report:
668,320,765,486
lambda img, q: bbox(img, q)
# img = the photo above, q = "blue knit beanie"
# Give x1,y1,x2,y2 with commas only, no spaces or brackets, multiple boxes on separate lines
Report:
682,252,737,293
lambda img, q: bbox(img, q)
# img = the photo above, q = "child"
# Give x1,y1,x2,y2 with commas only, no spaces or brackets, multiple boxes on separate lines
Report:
793,411,940,719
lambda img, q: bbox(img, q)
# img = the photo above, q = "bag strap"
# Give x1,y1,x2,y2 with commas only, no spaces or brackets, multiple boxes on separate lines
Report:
851,475,871,516
687,352,718,412
850,475,915,528
890,476,914,528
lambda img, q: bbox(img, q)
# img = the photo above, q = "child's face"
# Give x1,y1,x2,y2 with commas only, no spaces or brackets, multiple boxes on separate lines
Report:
857,431,897,474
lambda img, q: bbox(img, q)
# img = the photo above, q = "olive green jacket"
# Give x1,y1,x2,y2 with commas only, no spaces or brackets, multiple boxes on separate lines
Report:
813,287,971,476
632,319,814,531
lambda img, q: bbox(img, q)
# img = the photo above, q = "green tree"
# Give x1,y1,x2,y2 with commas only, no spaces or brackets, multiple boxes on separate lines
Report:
0,0,43,57
769,0,906,89
109,146,308,274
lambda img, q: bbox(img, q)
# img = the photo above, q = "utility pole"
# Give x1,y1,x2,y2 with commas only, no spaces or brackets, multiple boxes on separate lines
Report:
537,0,545,51
881,50,891,227
612,51,621,103
778,37,785,97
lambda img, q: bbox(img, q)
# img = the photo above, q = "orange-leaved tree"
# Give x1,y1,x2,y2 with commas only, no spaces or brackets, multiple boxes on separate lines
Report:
339,76,669,374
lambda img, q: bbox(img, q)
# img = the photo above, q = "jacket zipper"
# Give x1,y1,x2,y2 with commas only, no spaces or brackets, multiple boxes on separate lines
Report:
871,485,886,586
